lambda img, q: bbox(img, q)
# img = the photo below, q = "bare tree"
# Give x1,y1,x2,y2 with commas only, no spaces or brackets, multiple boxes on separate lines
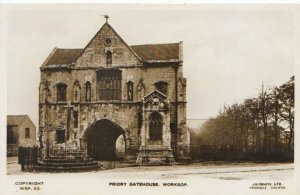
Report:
279,76,294,151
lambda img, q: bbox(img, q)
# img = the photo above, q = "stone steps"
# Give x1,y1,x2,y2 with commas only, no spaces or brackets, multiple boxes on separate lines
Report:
31,164,103,172
122,155,138,164
30,147,103,172
36,161,99,167
43,157,93,163
137,149,174,165
43,159,81,163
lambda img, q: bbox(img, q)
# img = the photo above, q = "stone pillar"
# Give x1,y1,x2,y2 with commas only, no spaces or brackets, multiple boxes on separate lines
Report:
162,112,171,148
140,112,146,148
80,138,88,159
145,112,150,141
161,112,167,147
125,137,130,153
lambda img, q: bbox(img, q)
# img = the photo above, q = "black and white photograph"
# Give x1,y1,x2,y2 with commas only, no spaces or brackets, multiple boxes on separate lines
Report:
0,3,299,195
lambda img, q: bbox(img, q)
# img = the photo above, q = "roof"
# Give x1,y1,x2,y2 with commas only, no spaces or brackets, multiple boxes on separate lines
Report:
43,43,180,66
45,48,83,66
130,43,180,62
7,115,32,126
7,115,36,128
41,23,181,67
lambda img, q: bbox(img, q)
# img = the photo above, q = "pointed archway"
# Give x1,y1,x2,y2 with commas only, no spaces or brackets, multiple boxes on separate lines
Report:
82,119,126,161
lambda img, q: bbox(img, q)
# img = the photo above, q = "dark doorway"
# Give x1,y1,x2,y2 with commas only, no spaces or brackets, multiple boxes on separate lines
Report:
84,119,125,161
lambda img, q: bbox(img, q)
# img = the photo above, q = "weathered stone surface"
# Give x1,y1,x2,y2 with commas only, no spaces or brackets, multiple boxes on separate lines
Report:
39,21,190,164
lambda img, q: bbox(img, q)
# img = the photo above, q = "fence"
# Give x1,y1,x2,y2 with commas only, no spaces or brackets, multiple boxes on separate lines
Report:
18,146,39,171
7,144,18,157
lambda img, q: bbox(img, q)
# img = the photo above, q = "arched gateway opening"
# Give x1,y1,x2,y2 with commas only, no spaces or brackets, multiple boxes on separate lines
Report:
82,119,126,161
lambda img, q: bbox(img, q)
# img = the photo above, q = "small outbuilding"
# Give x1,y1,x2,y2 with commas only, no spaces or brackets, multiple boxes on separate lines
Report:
7,115,36,156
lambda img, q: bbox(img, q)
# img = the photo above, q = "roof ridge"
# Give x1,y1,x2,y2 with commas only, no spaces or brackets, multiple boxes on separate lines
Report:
130,42,180,47
56,48,83,50
7,115,28,125
7,115,36,127
106,23,143,62
7,115,28,117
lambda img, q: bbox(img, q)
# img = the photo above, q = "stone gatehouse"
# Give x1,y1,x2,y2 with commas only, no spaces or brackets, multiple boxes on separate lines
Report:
39,19,190,164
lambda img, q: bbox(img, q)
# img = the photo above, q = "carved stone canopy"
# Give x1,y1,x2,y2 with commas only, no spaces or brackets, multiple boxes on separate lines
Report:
143,90,169,112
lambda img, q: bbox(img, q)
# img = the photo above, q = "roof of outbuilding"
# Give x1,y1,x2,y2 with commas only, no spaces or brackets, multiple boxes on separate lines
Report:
7,115,31,126
45,48,83,66
130,43,180,62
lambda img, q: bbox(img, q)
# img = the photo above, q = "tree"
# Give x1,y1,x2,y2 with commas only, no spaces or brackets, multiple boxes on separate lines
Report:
269,86,281,151
258,83,271,154
191,76,294,161
279,76,294,151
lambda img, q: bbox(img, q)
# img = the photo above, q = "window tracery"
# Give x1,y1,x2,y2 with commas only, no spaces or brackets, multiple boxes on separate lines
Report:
97,69,121,100
149,112,163,141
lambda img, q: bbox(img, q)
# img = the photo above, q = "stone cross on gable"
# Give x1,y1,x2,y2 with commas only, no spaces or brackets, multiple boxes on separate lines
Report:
63,101,75,141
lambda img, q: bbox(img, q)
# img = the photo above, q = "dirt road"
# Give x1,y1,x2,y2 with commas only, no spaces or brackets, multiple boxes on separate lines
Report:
7,158,293,180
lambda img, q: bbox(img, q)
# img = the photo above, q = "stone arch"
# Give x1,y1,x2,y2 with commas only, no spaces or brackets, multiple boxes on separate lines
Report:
81,119,128,160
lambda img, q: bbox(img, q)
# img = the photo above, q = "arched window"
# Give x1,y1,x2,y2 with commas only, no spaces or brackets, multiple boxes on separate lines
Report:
149,112,163,141
57,83,67,102
106,51,112,66
85,81,91,102
97,69,121,100
155,81,168,95
127,81,133,101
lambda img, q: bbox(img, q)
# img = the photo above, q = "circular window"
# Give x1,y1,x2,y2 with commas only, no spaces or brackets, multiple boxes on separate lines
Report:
105,38,112,45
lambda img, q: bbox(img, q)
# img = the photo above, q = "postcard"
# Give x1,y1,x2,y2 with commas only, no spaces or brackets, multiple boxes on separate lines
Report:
0,4,299,195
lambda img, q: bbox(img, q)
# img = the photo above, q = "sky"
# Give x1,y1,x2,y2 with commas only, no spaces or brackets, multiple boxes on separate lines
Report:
5,5,296,128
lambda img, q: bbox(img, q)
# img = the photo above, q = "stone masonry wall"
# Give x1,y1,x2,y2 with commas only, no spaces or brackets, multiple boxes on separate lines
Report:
75,23,142,67
18,119,36,147
39,21,189,159
40,64,188,157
